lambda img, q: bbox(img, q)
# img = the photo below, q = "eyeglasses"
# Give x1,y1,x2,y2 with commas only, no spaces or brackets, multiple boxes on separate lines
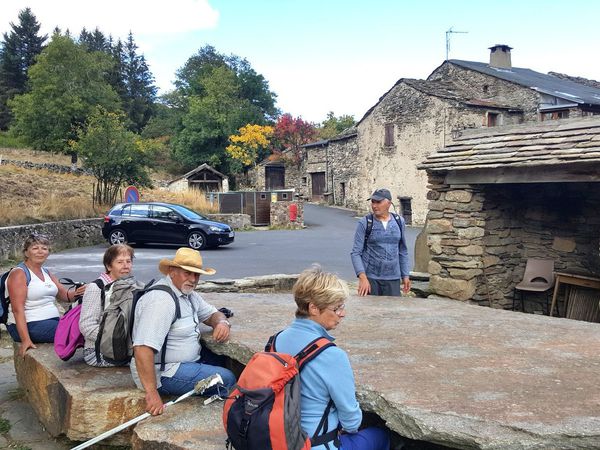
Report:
327,303,346,315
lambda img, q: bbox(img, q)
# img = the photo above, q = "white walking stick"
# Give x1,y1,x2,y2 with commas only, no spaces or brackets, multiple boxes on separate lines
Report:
71,373,224,450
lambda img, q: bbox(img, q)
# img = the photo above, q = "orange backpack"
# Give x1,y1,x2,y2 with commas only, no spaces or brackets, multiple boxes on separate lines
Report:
223,334,340,450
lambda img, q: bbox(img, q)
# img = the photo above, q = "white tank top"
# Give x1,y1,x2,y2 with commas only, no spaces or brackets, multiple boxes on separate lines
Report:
8,267,60,324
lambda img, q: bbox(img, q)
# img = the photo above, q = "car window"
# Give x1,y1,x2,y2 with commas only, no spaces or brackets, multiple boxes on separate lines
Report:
152,205,178,220
170,204,206,221
122,204,150,218
109,206,123,216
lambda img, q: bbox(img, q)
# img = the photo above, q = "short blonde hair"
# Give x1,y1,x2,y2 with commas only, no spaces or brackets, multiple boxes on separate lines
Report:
292,265,349,318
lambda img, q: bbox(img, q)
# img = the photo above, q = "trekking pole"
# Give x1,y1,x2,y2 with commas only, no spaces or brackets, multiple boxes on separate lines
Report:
70,373,224,450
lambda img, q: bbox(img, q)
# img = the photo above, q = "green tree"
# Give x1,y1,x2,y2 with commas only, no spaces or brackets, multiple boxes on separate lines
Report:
122,32,157,132
317,111,355,139
9,33,120,152
172,45,279,171
0,7,46,129
71,107,151,205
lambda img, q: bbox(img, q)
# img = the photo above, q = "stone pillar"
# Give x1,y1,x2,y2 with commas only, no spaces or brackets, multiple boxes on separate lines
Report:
425,174,485,302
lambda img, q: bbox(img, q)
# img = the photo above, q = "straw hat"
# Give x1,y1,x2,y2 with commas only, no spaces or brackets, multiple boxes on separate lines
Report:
158,248,216,276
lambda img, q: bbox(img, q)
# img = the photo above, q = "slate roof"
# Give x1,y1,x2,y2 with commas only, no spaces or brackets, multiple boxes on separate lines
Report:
418,117,600,172
450,60,600,106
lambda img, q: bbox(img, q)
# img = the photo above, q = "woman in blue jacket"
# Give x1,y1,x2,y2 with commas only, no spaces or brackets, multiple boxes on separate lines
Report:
274,265,389,450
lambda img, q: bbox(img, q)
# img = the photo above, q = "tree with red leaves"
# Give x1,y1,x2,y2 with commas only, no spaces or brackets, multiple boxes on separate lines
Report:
272,113,316,165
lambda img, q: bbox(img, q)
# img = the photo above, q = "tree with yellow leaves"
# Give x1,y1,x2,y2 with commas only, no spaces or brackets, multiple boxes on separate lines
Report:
226,124,274,170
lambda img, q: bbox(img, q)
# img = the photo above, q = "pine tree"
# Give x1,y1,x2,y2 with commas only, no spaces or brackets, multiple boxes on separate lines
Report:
122,32,157,132
0,8,46,129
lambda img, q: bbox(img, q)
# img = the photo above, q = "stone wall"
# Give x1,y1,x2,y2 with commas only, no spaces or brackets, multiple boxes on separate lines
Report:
206,213,251,230
269,200,304,229
426,174,600,308
0,159,90,175
328,135,360,209
0,218,104,261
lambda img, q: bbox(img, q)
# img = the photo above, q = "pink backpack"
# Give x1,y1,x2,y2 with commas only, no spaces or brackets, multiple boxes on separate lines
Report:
54,303,84,361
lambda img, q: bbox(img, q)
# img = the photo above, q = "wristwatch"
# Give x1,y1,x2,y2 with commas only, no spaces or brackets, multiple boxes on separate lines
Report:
219,319,231,328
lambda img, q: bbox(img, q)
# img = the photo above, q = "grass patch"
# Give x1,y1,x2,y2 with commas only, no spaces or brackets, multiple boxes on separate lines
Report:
145,188,219,214
7,444,32,450
0,417,11,434
6,388,25,402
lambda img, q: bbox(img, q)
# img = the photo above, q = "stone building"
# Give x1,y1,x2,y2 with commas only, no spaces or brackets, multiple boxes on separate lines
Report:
266,45,600,225
167,163,229,193
418,117,600,308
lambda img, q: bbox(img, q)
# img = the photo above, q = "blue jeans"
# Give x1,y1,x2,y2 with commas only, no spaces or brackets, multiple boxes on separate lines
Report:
158,356,236,397
340,427,390,450
7,317,59,343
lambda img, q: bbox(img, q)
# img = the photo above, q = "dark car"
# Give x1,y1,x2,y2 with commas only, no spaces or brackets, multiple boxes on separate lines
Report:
101,202,234,250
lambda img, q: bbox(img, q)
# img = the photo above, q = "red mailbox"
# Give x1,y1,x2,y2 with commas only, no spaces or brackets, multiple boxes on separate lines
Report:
288,203,298,222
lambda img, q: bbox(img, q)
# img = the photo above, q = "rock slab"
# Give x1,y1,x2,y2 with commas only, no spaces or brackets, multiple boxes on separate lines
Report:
200,293,600,450
13,345,145,445
132,400,226,449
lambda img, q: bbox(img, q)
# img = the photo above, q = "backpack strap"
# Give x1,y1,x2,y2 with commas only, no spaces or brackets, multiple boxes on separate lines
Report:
143,285,180,371
362,214,374,253
293,337,339,448
265,330,284,352
93,278,107,310
16,262,32,285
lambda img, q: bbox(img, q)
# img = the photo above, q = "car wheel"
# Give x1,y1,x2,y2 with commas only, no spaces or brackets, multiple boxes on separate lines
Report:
188,231,207,250
109,229,128,245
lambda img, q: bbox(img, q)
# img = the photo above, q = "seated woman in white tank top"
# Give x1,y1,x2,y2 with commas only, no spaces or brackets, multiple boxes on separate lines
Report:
6,234,87,357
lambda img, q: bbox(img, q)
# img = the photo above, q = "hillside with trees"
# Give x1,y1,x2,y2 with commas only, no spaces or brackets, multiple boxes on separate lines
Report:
0,7,355,209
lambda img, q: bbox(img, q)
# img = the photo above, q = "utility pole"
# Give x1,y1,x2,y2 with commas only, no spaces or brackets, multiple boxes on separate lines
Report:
445,27,468,60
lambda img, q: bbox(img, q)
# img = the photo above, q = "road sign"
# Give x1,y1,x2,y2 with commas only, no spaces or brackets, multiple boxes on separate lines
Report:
124,186,140,203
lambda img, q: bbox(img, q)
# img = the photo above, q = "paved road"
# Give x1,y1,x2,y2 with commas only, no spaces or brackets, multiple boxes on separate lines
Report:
46,204,420,283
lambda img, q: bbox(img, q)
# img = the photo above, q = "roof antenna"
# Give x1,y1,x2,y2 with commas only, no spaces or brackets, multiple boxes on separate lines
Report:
446,27,468,60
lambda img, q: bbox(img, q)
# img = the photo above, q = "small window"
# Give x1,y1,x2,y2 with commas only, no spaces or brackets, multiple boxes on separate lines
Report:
282,193,288,199
384,123,395,146
487,112,499,127
541,110,570,121
260,193,267,200
483,85,489,94
301,177,307,186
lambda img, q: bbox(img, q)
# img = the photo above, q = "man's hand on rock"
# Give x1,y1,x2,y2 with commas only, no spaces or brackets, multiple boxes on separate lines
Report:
213,321,230,343
145,389,164,416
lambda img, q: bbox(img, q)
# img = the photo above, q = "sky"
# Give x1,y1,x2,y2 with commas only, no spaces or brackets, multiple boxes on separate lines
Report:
1,0,600,123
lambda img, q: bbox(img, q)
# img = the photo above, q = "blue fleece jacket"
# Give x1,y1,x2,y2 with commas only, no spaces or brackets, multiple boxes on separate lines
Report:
274,319,362,450
350,214,410,280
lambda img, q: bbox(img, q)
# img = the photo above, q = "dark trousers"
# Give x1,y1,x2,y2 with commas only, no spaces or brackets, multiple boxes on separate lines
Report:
368,278,401,296
7,317,59,343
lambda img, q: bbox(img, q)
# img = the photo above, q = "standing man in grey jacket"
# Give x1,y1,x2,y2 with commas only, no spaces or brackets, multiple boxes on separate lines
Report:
351,188,411,296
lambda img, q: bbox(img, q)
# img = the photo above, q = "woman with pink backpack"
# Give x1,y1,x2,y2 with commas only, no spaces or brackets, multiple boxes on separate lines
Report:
79,244,135,367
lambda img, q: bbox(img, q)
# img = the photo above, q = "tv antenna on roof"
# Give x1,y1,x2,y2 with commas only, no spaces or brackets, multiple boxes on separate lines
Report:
446,27,468,60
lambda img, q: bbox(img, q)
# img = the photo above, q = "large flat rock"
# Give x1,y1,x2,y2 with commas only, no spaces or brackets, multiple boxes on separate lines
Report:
132,400,226,449
13,344,145,444
200,293,600,449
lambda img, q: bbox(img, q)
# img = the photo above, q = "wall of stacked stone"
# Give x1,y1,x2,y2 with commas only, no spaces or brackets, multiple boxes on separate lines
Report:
269,200,304,229
426,175,600,309
426,177,487,303
0,159,92,175
0,218,104,261
206,214,251,230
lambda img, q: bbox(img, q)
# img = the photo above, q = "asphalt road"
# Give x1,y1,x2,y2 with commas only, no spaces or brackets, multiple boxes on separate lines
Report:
46,204,421,283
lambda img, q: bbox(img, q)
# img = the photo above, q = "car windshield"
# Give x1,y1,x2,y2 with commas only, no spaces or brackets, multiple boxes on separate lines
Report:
170,204,206,221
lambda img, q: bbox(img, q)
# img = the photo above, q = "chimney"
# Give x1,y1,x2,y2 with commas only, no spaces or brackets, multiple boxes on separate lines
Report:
489,44,512,69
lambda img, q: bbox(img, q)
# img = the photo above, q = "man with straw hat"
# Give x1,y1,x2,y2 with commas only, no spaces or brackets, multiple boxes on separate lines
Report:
130,247,236,416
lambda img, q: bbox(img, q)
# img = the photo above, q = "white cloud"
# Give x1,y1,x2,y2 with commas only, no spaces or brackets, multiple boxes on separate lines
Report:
0,0,219,38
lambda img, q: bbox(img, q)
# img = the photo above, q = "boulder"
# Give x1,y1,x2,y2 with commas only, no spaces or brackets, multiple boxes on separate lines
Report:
13,345,144,445
132,401,226,449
